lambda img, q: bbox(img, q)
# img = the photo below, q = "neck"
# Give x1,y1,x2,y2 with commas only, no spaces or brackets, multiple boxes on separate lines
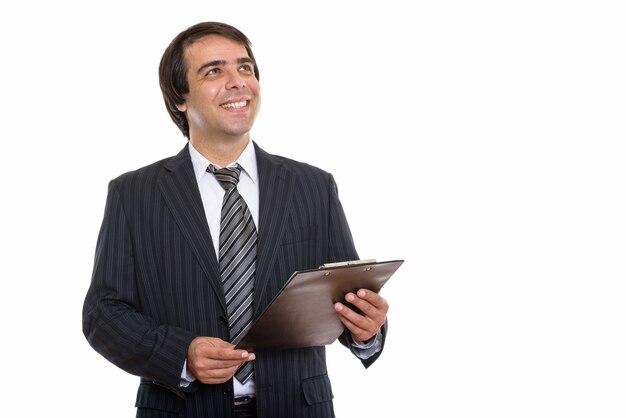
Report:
190,135,250,167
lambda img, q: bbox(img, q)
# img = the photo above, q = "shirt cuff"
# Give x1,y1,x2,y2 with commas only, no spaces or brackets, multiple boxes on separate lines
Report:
180,359,196,388
351,331,383,359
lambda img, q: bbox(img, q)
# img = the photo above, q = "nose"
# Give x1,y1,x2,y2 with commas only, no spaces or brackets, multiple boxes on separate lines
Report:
225,70,246,90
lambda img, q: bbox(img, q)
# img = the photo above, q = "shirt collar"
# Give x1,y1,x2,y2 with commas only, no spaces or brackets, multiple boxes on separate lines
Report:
189,140,258,184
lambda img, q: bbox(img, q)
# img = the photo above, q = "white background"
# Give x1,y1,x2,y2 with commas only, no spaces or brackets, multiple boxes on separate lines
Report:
1,1,625,417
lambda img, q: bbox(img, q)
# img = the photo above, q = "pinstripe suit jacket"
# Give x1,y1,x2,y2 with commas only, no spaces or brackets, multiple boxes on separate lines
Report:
83,142,386,418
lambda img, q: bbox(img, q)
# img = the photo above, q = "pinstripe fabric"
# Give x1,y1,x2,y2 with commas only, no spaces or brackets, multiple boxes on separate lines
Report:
83,142,386,418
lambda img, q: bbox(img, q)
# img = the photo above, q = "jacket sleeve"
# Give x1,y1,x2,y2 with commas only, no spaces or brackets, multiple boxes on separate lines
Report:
82,179,195,398
325,173,388,367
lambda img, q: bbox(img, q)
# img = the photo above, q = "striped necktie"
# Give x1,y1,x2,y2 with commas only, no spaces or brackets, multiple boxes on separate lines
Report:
208,164,256,384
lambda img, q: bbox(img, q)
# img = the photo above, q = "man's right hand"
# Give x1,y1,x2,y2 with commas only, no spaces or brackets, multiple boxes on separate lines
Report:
187,336,255,384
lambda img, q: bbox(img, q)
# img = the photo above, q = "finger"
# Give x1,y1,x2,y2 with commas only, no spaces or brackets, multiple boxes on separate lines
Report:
205,348,256,362
335,310,376,342
193,340,255,361
197,355,253,370
344,292,388,323
343,292,379,319
192,354,255,384
353,289,389,312
188,339,255,374
335,301,370,327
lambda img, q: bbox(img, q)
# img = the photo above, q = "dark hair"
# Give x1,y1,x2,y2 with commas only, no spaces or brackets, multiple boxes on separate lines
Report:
158,22,260,138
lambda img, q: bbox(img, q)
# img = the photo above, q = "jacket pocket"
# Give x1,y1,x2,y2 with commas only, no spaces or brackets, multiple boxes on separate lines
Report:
281,224,318,246
135,381,182,414
302,374,334,405
279,224,319,273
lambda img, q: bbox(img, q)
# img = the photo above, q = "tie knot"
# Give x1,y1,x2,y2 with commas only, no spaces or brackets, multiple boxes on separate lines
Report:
208,164,242,190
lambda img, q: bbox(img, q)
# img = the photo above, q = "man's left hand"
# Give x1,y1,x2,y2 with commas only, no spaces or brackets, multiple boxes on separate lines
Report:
334,289,389,343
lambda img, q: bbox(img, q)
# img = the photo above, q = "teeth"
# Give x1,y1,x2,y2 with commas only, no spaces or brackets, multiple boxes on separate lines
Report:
222,100,247,109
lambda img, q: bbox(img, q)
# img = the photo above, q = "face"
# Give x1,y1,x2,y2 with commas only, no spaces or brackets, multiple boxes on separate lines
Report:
177,35,261,143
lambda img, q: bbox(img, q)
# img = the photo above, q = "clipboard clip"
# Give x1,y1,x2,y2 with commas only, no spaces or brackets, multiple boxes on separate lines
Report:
319,259,377,269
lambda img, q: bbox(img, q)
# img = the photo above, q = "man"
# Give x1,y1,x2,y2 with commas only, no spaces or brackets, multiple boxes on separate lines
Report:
83,21,389,418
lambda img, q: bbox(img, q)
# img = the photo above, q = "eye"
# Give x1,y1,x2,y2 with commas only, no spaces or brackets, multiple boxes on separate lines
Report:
238,64,254,73
205,68,220,76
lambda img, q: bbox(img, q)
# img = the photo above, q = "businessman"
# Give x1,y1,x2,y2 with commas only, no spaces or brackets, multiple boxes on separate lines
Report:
83,21,389,418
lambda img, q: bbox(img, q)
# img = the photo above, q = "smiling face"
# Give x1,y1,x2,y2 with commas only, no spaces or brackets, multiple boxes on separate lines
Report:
177,35,261,148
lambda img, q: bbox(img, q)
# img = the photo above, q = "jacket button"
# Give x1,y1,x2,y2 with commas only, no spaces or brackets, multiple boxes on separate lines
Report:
223,386,232,396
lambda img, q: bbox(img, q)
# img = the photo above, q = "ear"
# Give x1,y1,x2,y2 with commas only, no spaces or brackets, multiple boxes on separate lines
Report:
176,102,187,112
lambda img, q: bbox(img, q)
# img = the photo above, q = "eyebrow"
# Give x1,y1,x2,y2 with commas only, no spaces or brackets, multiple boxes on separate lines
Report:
196,57,254,75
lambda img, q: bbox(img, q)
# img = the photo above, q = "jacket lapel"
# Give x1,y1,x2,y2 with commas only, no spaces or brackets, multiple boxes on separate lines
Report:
253,143,295,315
157,145,226,313
155,143,295,318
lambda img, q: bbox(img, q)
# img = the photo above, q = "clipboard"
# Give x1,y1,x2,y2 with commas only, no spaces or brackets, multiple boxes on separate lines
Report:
235,259,404,352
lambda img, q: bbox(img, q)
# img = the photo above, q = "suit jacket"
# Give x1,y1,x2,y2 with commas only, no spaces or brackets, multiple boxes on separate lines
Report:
83,142,386,418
